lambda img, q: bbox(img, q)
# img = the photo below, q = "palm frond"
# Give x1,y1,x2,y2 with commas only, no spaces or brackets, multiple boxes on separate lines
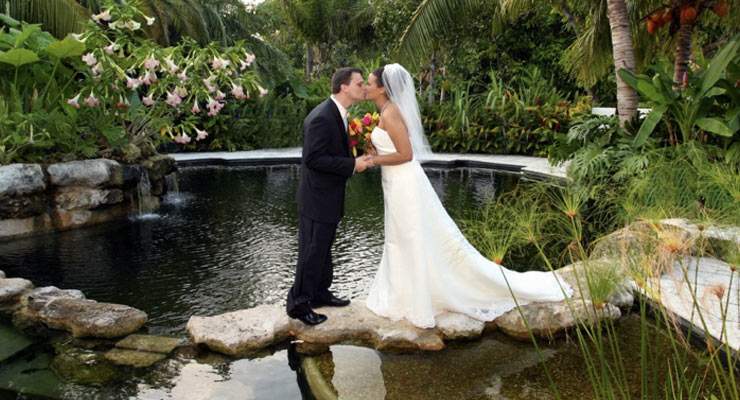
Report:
397,0,483,62
7,0,91,38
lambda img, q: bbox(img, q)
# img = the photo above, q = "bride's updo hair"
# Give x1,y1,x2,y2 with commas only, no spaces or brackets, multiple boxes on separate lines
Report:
371,66,385,88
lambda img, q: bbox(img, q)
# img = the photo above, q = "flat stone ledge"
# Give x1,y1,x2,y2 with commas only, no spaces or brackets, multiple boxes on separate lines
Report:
47,159,123,188
0,164,46,196
187,293,616,357
168,149,568,181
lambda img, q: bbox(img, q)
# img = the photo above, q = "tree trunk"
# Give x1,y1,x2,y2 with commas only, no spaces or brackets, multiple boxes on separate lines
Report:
305,45,314,81
673,22,693,89
428,53,436,105
606,0,638,126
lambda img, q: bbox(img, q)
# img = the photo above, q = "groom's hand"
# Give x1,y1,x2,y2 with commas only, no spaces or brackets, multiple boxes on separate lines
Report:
354,156,371,173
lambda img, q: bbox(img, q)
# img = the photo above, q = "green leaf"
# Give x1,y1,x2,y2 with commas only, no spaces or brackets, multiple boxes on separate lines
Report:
0,48,39,67
696,117,735,137
634,105,666,147
14,24,41,48
45,37,85,59
0,14,21,28
700,37,739,97
617,68,638,89
635,78,666,103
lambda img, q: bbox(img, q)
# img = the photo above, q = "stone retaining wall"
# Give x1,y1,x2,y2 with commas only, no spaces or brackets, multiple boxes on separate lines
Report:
0,156,175,241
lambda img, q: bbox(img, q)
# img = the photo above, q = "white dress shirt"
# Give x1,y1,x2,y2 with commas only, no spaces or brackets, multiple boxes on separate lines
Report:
330,95,348,131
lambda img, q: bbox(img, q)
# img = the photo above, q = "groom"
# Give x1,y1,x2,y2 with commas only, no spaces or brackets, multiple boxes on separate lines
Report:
287,67,371,326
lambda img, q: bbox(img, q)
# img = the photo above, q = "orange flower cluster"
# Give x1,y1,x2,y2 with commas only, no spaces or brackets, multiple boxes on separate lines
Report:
348,112,380,157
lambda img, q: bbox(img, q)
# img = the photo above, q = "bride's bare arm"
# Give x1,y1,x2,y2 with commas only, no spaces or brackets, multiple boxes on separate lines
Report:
371,105,413,166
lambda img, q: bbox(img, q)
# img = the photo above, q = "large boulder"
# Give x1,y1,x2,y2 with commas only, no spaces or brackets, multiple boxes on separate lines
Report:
13,286,86,334
494,300,621,341
0,164,45,196
52,204,129,231
36,298,147,338
0,193,46,219
47,159,123,188
141,155,176,183
54,187,124,210
0,214,54,240
0,278,34,307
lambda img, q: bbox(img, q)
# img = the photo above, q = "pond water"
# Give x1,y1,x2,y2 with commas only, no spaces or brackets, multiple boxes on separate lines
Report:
0,166,726,399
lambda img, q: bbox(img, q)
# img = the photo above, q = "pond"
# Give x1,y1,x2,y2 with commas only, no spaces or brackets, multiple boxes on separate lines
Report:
0,165,724,399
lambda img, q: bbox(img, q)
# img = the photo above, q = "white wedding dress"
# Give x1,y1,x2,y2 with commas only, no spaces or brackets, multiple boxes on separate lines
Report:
365,126,573,328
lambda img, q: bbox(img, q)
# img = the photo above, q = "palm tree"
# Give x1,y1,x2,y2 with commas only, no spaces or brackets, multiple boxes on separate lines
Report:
5,0,92,39
280,0,372,80
399,0,640,126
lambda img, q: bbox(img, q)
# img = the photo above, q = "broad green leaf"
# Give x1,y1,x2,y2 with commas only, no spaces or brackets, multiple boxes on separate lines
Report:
0,48,39,67
700,36,739,96
635,78,666,103
727,107,740,132
704,87,725,97
696,117,735,137
617,68,638,90
634,105,666,147
46,37,85,59
14,24,41,48
0,14,20,28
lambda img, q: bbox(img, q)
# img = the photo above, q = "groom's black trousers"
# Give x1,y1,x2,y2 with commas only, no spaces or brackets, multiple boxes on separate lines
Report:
287,215,338,316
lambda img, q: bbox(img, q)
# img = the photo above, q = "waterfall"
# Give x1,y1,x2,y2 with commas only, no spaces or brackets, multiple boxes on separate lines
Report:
134,169,159,219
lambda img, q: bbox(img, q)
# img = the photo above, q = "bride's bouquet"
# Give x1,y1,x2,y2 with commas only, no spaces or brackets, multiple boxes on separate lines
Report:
348,112,380,157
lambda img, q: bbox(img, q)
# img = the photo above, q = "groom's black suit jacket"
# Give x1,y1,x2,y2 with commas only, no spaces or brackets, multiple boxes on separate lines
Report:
298,99,355,224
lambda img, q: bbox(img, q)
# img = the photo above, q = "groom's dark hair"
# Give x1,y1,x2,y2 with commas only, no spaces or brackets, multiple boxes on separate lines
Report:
331,67,362,94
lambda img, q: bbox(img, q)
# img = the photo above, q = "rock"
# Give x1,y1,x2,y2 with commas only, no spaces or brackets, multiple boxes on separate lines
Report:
14,286,86,325
187,304,292,356
50,344,121,385
606,281,636,310
495,300,621,341
0,164,45,196
0,278,34,305
142,155,176,183
0,214,53,240
51,204,129,231
115,334,181,354
0,193,46,219
104,348,167,368
435,312,485,340
37,298,147,338
0,271,4,279
47,159,123,188
54,187,124,210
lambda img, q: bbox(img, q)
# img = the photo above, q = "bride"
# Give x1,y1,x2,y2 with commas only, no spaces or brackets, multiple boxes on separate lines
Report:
364,63,573,329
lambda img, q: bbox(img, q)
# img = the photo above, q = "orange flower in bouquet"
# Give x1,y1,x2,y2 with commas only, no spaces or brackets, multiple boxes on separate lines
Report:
348,112,380,156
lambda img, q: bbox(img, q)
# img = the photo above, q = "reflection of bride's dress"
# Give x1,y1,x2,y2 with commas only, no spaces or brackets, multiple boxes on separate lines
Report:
366,127,573,329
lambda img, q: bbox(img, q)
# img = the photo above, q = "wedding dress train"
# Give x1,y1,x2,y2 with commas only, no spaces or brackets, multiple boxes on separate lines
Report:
366,127,573,328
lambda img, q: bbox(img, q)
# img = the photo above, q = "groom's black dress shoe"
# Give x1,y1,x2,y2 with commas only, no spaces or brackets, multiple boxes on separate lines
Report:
289,310,327,326
312,293,351,308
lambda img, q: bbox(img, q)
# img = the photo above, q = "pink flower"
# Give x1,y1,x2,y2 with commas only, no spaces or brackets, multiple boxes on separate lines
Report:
203,76,217,93
82,52,97,66
84,93,99,107
349,139,359,147
141,71,157,85
143,94,155,106
191,101,201,114
240,53,256,70
177,70,188,82
92,9,111,23
104,43,118,55
67,94,81,109
124,20,141,30
207,98,224,116
145,16,156,26
165,57,179,74
231,84,246,100
126,76,141,89
362,114,372,126
165,91,182,107
195,128,208,141
174,133,191,144
144,56,159,70
91,62,103,76
215,90,225,101
211,57,229,70
258,85,268,97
